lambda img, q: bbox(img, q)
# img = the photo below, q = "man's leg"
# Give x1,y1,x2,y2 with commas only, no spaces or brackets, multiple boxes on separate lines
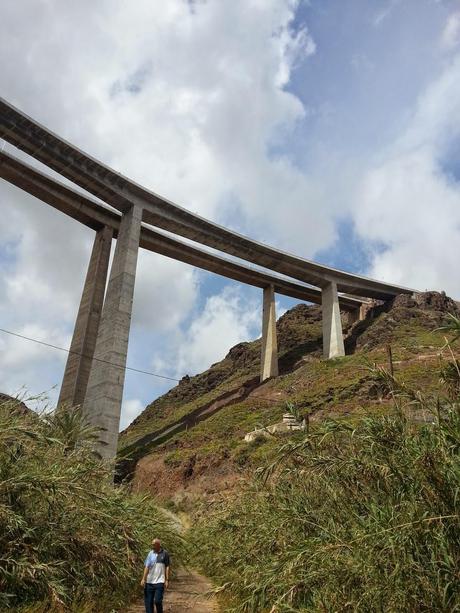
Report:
153,583,165,613
144,584,154,613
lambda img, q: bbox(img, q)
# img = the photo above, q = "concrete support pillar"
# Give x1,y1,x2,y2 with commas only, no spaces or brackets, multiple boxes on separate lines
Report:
346,308,361,327
346,304,371,328
322,280,345,359
83,204,142,460
359,303,368,321
260,284,279,382
58,225,113,409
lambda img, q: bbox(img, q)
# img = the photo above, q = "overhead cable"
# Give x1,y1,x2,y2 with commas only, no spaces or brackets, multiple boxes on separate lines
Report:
0,327,181,382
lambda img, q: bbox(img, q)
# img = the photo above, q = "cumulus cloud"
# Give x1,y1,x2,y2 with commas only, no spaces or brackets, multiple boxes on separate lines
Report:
120,398,144,431
355,149,460,292
0,0,315,422
441,11,460,50
372,0,400,28
0,321,68,409
2,0,318,246
152,285,261,378
133,251,199,332
353,53,460,295
0,184,91,403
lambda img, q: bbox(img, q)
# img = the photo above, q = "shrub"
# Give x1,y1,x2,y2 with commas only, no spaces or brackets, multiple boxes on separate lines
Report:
195,357,460,611
0,401,186,612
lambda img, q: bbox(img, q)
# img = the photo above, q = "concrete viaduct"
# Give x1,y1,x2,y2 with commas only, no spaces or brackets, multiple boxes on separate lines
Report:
0,97,413,460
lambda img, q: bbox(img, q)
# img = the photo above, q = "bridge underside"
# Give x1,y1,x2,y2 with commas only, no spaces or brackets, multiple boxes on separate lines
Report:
0,98,414,461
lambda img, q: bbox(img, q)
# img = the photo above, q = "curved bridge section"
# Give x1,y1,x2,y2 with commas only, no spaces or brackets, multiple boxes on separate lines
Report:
0,151,362,311
0,97,414,461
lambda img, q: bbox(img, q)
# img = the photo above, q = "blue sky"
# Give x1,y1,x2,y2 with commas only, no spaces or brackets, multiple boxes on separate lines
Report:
1,0,460,427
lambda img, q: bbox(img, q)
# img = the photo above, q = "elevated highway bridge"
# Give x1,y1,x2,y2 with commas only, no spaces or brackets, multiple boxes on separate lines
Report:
0,97,414,460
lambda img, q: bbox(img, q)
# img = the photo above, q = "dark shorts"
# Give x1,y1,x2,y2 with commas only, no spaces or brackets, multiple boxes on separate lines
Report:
144,582,164,613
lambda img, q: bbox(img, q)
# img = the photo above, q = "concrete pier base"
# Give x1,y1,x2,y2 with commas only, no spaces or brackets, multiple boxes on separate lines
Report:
260,284,279,382
83,204,142,460
346,303,368,327
322,281,345,359
345,309,360,327
58,225,113,409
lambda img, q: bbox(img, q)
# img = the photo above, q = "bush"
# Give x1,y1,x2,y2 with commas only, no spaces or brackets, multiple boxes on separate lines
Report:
195,364,460,611
0,401,186,612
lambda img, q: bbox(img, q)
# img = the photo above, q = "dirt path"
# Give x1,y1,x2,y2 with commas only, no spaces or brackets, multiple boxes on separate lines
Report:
127,566,218,612
127,507,219,612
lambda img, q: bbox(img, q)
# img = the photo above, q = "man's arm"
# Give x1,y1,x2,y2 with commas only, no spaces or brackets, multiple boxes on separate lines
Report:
140,565,149,587
141,553,151,587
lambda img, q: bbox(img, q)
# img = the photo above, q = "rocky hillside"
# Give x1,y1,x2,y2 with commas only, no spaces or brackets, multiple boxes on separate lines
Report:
0,393,33,417
117,292,459,509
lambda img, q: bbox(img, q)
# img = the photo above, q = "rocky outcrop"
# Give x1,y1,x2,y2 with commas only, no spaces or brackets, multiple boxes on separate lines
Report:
0,393,32,417
120,291,459,498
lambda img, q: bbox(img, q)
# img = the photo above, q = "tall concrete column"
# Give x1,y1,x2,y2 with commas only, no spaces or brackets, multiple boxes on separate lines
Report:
346,304,367,327
322,280,345,359
58,225,113,409
260,284,279,382
83,204,142,460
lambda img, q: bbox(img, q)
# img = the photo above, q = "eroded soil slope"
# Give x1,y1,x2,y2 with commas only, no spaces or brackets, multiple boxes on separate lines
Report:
119,292,459,508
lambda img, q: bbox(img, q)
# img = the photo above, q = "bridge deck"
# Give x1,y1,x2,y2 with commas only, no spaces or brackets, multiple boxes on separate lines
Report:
0,150,362,311
0,97,414,300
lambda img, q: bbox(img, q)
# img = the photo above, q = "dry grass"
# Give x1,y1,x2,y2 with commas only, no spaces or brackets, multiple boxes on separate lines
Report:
0,403,186,612
194,325,460,612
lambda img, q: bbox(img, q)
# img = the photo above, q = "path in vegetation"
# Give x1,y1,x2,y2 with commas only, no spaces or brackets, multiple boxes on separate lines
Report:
127,507,218,612
127,566,218,612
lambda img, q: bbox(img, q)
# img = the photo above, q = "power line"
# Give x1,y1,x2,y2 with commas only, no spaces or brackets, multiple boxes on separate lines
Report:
0,327,181,382
0,327,296,406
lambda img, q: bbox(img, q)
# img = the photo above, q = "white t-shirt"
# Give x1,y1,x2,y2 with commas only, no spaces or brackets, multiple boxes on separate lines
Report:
144,549,170,584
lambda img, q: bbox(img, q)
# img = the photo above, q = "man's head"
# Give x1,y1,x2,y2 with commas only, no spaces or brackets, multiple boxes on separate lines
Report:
152,538,161,552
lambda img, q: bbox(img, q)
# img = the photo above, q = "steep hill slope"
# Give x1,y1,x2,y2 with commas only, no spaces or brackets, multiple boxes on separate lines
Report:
118,291,459,508
0,393,33,417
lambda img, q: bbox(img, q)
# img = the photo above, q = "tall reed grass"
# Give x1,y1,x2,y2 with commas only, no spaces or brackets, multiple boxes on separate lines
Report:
0,402,185,612
196,329,460,612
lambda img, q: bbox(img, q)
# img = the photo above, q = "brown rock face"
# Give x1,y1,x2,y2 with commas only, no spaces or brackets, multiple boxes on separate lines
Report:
405,291,459,313
120,290,459,496
346,291,459,353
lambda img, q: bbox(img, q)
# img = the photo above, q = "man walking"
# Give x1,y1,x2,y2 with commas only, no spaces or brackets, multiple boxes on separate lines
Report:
141,538,170,613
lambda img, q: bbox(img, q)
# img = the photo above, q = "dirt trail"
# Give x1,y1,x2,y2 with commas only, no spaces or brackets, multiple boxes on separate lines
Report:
127,566,218,612
127,507,219,612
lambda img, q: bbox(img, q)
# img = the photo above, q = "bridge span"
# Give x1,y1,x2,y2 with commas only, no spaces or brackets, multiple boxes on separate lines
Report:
0,97,414,460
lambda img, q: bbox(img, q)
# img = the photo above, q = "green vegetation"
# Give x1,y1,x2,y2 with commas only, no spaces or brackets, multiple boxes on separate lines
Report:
1,296,459,611
0,402,186,612
118,303,324,453
194,325,460,612
119,355,260,450
118,298,457,488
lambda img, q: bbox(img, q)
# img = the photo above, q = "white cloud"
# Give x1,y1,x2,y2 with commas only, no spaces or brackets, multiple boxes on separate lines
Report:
0,321,68,411
1,0,317,243
372,0,400,27
133,251,198,332
0,324,69,370
353,53,460,296
355,149,460,292
0,185,91,402
120,398,144,430
0,0,315,419
441,11,460,50
153,285,261,378
401,53,460,152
